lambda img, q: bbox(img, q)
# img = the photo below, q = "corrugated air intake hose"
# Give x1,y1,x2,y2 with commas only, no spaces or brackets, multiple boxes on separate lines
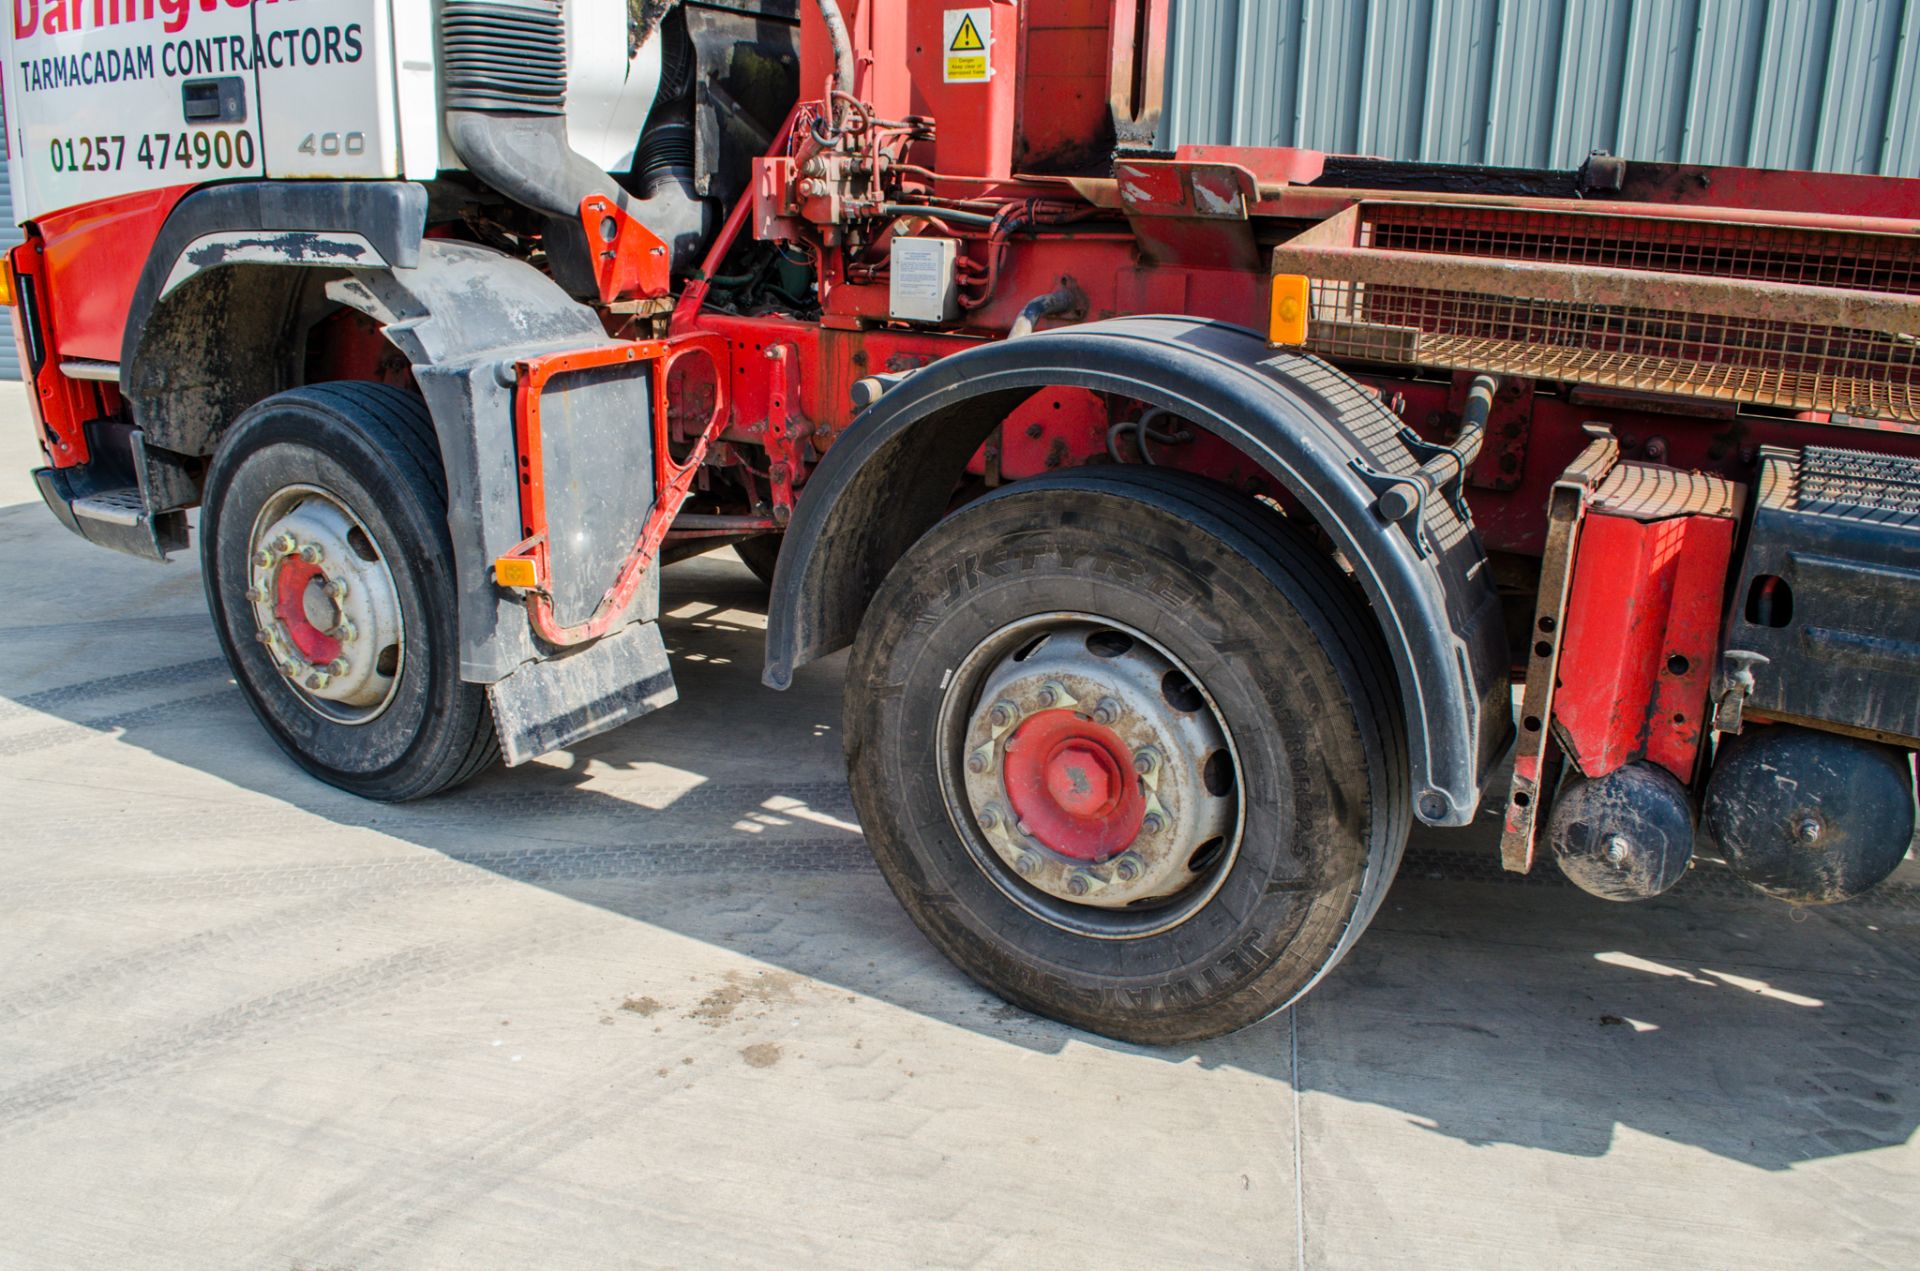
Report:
440,0,709,297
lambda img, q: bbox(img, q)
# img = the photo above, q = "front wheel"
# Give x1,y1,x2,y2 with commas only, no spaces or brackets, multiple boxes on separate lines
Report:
845,469,1408,1043
200,383,498,801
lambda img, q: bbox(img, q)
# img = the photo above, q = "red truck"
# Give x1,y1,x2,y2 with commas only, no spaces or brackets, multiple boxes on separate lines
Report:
6,0,1917,1042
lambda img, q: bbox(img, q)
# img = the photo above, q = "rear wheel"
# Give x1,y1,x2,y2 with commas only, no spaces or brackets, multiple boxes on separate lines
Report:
734,533,783,587
845,469,1408,1043
201,383,498,801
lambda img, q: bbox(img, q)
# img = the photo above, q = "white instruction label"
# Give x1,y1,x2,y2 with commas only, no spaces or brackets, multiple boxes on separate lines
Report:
943,8,990,83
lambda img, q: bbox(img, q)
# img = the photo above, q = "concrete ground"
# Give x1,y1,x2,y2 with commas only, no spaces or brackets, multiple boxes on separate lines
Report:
1,383,1916,1270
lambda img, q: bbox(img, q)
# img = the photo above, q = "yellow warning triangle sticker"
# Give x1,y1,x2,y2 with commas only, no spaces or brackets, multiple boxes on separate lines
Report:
951,14,985,51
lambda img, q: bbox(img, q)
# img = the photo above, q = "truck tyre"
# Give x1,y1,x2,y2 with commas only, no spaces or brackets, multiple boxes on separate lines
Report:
200,383,499,801
844,468,1408,1044
734,533,782,587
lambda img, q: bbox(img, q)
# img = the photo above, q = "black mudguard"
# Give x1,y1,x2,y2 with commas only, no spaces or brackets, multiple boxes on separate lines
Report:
764,317,1511,826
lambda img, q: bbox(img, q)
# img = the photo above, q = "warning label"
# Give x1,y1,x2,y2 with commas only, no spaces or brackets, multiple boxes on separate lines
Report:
943,8,990,83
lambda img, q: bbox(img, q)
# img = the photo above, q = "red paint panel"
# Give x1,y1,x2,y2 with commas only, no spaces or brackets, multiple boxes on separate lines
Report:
11,235,112,468
33,185,191,363
1015,3,1113,174
1554,511,1735,782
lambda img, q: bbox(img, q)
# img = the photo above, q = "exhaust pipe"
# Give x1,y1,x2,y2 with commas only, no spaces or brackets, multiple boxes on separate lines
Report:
440,0,709,300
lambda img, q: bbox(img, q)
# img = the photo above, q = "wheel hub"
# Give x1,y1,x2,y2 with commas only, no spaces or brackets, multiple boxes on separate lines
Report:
956,621,1237,911
1003,709,1145,861
246,490,404,723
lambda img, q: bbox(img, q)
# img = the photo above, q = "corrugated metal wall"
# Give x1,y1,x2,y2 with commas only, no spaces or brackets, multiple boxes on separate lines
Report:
1164,0,1920,176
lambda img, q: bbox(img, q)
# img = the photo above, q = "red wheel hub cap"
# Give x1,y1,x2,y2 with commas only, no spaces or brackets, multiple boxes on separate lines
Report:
1002,709,1146,862
273,559,342,665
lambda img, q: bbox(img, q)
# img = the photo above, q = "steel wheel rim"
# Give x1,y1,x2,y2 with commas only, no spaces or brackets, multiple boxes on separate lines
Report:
935,612,1246,940
243,483,407,726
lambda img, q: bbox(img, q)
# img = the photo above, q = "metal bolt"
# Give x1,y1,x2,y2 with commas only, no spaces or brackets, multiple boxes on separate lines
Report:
332,620,357,643
327,658,350,677
1091,696,1123,726
978,807,1000,831
1142,812,1166,835
272,533,297,556
325,578,349,600
1066,871,1094,897
1603,834,1631,865
1797,818,1822,845
1114,855,1143,883
988,700,1017,728
305,671,331,690
252,549,275,569
244,586,266,604
254,630,271,645
1133,747,1159,776
966,748,991,775
1014,853,1040,878
1037,685,1059,708
1015,818,1033,837
299,543,323,565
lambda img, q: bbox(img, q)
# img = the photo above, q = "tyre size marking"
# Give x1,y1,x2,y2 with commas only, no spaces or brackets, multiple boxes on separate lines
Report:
49,129,257,173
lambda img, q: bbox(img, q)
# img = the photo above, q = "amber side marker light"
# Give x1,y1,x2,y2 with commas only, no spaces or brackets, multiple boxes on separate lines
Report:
0,268,15,308
1269,273,1308,346
494,557,538,589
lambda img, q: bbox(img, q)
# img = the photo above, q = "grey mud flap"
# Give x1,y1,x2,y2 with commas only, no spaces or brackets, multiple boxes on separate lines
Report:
487,620,678,765
329,239,675,762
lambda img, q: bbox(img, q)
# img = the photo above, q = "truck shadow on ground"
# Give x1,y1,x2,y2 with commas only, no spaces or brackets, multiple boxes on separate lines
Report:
12,542,1919,1173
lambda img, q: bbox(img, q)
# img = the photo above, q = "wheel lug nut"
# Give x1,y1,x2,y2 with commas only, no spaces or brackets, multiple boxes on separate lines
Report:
966,748,992,775
332,620,357,643
305,671,330,690
988,699,1017,728
1115,855,1143,883
325,579,348,600
1066,871,1094,897
1133,747,1159,776
298,544,324,565
1036,685,1058,708
1014,853,1040,878
252,549,274,569
272,533,297,556
1142,812,1165,835
978,807,1000,831
1092,696,1123,726
327,658,350,676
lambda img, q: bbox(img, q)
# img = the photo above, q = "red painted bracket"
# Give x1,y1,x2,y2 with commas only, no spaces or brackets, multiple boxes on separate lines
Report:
496,331,731,648
580,194,671,305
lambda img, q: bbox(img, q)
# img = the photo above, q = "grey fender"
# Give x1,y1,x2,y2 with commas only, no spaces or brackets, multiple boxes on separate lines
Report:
324,239,656,685
764,317,1512,826
121,181,431,464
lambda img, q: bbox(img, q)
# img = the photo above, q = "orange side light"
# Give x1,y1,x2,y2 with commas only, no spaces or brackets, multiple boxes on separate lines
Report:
494,557,538,590
0,265,15,308
1269,273,1308,346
